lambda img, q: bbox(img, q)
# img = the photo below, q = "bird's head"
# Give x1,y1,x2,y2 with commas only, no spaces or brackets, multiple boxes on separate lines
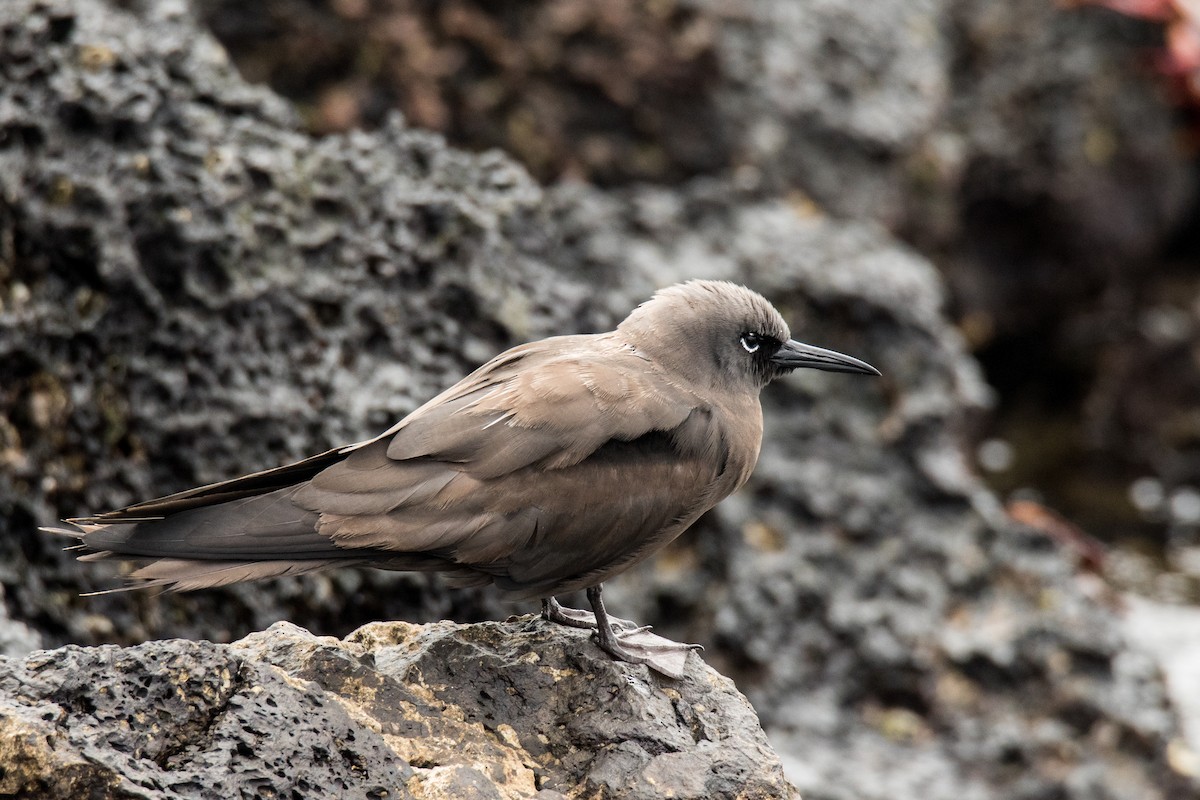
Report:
617,280,880,391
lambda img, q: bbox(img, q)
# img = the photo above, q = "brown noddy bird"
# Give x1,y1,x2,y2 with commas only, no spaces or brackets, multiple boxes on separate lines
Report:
45,280,879,669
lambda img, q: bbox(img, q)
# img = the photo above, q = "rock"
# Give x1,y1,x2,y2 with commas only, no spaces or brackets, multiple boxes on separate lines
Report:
707,0,953,224
186,0,1194,265
0,0,575,645
540,184,1197,800
0,584,42,658
1121,595,1200,767
1,1,1198,799
185,0,1200,543
0,619,795,799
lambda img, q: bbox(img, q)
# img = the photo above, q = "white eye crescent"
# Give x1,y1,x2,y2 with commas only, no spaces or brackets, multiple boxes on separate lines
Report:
740,333,761,353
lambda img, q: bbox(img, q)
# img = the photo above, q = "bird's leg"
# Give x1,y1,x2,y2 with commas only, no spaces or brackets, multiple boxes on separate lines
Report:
541,595,643,631
587,584,650,664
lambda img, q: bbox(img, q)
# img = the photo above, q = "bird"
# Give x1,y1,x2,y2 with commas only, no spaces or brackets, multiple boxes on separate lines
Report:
45,280,880,669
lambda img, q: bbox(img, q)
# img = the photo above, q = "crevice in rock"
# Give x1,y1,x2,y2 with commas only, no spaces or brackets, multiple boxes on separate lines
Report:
151,657,247,770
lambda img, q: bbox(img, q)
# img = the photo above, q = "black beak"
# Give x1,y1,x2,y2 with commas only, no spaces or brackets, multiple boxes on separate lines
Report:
770,339,881,376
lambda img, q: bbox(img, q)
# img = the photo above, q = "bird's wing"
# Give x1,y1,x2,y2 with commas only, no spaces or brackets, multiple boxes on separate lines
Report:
70,446,357,524
383,335,704,476
64,339,569,524
293,337,734,595
481,425,727,598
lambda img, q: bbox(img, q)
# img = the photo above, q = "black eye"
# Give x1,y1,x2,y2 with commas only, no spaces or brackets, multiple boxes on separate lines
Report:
740,332,761,353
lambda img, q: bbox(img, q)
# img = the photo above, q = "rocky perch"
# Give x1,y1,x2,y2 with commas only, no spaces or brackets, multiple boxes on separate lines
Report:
4,0,1200,798
0,619,793,800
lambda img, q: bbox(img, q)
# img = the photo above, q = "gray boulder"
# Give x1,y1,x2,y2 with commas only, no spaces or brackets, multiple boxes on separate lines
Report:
0,1,1197,799
0,619,793,799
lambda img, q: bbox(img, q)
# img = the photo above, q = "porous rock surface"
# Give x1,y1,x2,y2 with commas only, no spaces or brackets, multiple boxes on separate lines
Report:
190,0,1200,541
0,618,792,799
0,1,1197,800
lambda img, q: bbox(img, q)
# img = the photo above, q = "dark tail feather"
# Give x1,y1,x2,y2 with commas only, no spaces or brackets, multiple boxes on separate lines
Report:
77,486,337,560
71,444,360,524
49,485,371,592
43,437,499,592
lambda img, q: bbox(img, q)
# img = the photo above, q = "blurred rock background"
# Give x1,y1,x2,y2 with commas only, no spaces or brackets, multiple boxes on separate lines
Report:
194,0,1200,600
3,0,1200,798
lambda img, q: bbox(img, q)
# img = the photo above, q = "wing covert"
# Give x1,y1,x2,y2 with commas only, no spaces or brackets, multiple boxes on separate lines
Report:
384,336,701,479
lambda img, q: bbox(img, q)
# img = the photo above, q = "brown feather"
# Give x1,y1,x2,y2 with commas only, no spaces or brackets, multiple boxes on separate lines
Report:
56,281,816,598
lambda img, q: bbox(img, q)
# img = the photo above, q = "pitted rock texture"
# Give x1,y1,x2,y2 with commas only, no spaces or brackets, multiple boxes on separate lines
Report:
1,2,1199,800
0,619,794,800
537,184,1198,800
191,0,1200,549
1,0,580,646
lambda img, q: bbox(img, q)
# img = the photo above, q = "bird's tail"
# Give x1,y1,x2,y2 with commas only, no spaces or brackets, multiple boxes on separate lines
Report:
44,486,364,592
44,486,488,592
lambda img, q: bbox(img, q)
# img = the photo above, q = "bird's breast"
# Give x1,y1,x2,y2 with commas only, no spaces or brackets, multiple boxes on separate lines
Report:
672,394,763,506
